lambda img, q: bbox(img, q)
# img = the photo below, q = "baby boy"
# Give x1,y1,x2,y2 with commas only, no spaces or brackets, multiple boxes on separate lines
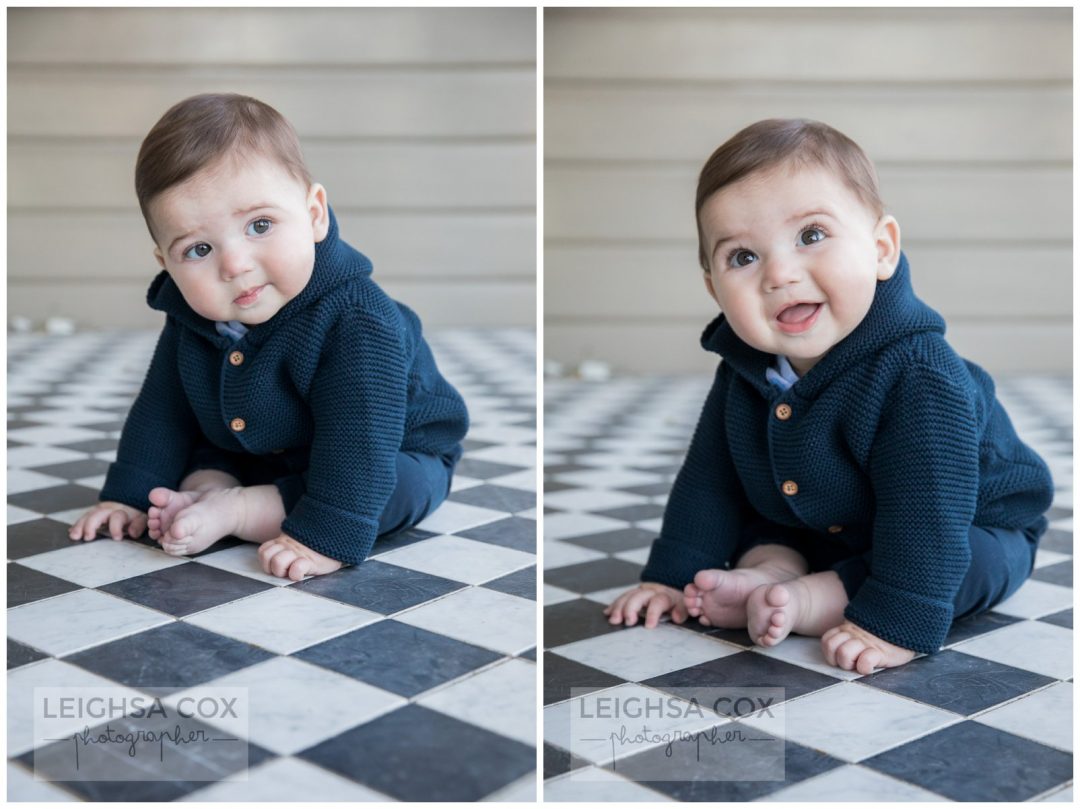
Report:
605,119,1054,674
70,93,468,581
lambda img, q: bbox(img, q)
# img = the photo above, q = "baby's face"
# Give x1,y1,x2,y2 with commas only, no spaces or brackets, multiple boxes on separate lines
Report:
699,162,899,375
149,154,328,325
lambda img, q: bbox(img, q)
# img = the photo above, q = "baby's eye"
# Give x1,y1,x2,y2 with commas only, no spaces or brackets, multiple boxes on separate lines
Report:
800,226,826,246
183,243,212,260
728,249,757,269
247,218,272,236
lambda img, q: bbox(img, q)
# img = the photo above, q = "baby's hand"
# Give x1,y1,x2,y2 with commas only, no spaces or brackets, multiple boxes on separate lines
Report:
69,502,148,541
604,583,687,628
821,620,916,675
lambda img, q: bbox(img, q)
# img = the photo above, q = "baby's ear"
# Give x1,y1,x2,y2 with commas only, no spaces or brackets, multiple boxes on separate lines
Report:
152,245,166,270
308,183,330,242
875,215,901,281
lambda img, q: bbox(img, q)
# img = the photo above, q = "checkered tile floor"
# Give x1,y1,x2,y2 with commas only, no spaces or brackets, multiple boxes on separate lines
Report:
8,328,536,802
543,374,1073,802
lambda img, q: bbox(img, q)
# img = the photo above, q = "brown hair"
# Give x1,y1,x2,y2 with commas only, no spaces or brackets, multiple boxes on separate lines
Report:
695,118,884,271
134,93,312,240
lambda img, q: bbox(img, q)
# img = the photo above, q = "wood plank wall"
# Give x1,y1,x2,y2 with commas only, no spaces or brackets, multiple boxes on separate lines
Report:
8,7,536,329
545,7,1072,374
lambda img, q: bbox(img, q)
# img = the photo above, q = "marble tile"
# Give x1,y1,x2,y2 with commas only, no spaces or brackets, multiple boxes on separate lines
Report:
544,766,672,801
974,681,1072,752
419,658,536,745
543,539,607,569
7,469,67,495
99,561,274,618
178,756,391,802
553,624,737,682
375,535,534,585
544,512,630,542
395,586,535,655
17,538,188,588
7,761,80,801
949,620,1072,680
415,500,506,534
181,587,382,654
7,589,172,657
992,578,1074,619
291,560,465,615
187,544,297,586
759,763,945,801
544,488,649,512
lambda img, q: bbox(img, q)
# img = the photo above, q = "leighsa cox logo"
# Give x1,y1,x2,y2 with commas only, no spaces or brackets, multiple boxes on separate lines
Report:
33,687,250,783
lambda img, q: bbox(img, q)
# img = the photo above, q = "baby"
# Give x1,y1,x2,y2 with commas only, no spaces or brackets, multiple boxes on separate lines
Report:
69,93,468,581
605,119,1054,674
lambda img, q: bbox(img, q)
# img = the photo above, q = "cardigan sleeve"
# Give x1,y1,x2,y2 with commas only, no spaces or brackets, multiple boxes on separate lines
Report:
99,318,200,510
844,363,980,654
279,308,409,565
639,362,753,588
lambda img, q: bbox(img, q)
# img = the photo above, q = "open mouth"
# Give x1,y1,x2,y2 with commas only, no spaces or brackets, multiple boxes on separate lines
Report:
233,285,266,306
775,302,822,334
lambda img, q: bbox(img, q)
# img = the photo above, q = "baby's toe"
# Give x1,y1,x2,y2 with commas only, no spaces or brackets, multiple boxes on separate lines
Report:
693,569,722,591
148,487,174,508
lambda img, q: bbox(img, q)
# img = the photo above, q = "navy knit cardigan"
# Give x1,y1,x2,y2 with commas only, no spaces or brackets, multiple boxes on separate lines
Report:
100,207,468,565
640,252,1053,653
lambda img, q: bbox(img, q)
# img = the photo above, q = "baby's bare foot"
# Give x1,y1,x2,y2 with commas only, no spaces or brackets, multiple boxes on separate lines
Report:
158,488,245,557
684,565,800,629
747,581,808,647
147,487,201,541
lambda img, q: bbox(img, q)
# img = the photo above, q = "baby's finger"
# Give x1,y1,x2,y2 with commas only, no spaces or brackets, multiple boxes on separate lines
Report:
69,515,87,540
107,510,127,541
622,590,652,626
671,600,688,624
128,513,148,538
643,594,671,628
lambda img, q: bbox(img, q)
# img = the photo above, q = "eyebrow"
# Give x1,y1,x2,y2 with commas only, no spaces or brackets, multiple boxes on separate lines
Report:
711,208,836,258
166,203,279,255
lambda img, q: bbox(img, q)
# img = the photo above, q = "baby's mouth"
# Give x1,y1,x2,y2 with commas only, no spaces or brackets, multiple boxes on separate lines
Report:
775,302,822,334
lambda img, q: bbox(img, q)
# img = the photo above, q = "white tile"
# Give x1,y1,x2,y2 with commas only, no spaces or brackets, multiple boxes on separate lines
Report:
482,772,537,802
18,539,188,588
574,451,680,469
190,544,296,586
7,761,79,801
6,446,88,469
21,408,122,426
7,469,69,495
752,637,867,681
636,517,663,533
7,425,106,445
465,424,535,445
1038,785,1074,802
1034,548,1072,569
396,586,534,655
182,587,382,655
464,444,538,467
544,489,648,512
544,513,629,542
7,659,148,756
8,589,173,657
975,681,1072,752
76,474,108,490
542,540,606,569
613,547,650,565
415,500,506,534
761,763,944,801
487,468,537,491
377,535,534,585
419,658,535,745
543,682,730,766
555,468,662,489
552,624,737,681
179,756,391,802
170,657,405,756
740,681,957,763
581,585,639,607
8,504,41,526
449,474,484,492
992,579,1074,619
951,620,1072,680
545,584,580,606
544,766,671,801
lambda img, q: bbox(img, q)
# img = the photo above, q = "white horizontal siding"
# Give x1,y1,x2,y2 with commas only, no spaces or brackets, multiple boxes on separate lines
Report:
8,7,536,331
544,7,1071,375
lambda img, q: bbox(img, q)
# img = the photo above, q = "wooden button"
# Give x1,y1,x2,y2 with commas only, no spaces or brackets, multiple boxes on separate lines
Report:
828,525,843,534
230,418,246,432
775,403,792,420
229,351,244,366
781,480,798,496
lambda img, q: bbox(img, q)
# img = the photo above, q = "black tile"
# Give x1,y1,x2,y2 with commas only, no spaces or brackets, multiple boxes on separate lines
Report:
541,480,575,494
680,618,754,647
561,526,657,554
65,622,274,695
456,458,529,480
294,620,501,697
592,503,666,523
1039,528,1072,554
98,563,273,617
8,483,99,514
519,646,537,661
544,598,624,648
619,482,675,497
55,438,119,454
643,651,841,707
543,742,589,780
857,649,1056,715
862,721,1072,801
7,518,85,559
1045,505,1072,521
457,516,536,552
8,563,82,607
461,438,496,452
544,652,624,705
80,419,127,432
943,610,1025,646
448,484,536,514
23,457,111,481
483,565,536,600
614,731,842,801
299,704,534,801
125,533,246,557
368,525,438,555
545,558,643,594
9,637,49,669
1030,560,1072,587
1039,608,1072,629
292,560,465,614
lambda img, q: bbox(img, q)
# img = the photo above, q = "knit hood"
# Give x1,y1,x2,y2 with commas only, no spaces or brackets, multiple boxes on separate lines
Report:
146,206,372,346
701,251,946,399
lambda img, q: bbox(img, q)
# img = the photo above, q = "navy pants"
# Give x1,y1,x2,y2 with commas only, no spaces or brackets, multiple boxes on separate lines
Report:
736,520,1041,622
